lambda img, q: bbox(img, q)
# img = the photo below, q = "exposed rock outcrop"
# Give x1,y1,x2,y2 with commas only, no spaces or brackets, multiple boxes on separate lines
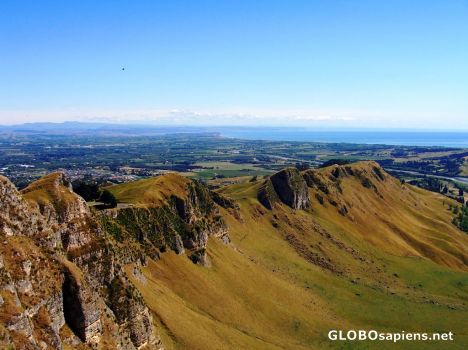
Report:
210,191,239,211
99,178,229,266
0,171,231,349
0,176,45,238
258,168,310,210
21,172,102,253
60,263,103,345
1,173,163,350
1,176,66,349
301,161,399,221
257,178,280,210
211,191,242,220
270,168,310,209
108,275,159,348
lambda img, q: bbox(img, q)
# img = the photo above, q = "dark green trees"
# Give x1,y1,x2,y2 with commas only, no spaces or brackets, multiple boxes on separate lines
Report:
453,205,468,233
100,189,117,208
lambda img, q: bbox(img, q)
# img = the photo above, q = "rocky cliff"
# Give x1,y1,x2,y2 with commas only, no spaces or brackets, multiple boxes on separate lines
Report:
98,175,230,266
301,161,389,218
258,167,310,210
1,162,467,349
0,171,231,349
1,173,164,350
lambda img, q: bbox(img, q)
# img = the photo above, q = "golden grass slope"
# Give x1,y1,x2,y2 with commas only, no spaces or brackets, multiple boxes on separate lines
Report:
123,162,467,349
21,172,77,208
107,172,190,207
303,161,466,270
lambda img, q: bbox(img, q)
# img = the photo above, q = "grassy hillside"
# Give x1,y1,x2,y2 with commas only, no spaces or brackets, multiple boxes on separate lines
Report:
123,162,467,349
21,172,77,207
107,172,190,206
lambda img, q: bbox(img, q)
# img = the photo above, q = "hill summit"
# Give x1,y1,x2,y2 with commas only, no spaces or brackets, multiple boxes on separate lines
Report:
258,167,310,210
1,162,467,349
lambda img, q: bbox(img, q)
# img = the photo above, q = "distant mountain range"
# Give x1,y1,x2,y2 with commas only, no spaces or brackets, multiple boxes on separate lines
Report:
0,122,213,137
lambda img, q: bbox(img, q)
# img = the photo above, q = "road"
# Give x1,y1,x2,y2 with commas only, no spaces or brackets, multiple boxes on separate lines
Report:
385,168,468,185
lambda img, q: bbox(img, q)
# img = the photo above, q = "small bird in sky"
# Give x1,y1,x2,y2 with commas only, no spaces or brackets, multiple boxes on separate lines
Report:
121,67,125,71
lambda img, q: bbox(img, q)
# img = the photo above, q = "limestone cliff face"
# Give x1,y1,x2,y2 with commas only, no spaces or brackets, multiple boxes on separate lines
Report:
1,172,231,349
108,275,158,348
21,173,115,288
258,168,310,210
0,176,44,239
0,235,65,350
302,161,388,218
257,178,280,210
1,176,66,349
22,172,98,252
99,179,229,266
1,173,163,350
257,164,387,212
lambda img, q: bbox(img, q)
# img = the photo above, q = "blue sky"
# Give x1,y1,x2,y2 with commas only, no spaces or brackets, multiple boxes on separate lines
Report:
1,0,467,129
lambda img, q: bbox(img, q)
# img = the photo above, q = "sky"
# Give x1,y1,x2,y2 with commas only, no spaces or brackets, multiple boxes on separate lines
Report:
1,0,467,129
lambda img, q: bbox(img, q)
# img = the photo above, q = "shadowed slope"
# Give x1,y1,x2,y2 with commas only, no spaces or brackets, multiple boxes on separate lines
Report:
125,162,467,349
3,164,466,349
301,161,467,270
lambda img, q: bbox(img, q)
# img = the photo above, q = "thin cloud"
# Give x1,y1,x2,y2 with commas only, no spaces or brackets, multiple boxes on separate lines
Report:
1,108,362,126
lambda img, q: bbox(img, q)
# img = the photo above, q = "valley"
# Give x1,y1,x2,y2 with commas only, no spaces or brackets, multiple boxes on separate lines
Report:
1,124,467,193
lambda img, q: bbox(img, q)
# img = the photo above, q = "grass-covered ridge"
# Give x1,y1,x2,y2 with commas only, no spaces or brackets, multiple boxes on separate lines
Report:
106,172,191,207
99,172,228,264
20,164,464,349
125,161,467,349
21,172,77,209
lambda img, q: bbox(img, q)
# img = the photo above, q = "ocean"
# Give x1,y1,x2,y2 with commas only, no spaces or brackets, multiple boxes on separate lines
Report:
217,128,468,148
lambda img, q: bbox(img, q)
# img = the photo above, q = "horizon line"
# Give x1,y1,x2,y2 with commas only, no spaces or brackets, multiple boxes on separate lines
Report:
1,120,468,133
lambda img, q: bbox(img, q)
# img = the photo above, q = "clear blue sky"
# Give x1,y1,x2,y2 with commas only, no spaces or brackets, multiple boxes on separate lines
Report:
1,0,467,129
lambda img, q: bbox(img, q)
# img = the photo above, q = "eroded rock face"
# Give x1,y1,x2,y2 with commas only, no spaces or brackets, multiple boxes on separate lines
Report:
62,268,102,344
108,275,160,348
301,161,391,219
21,172,100,252
270,168,310,210
211,191,242,221
1,174,163,350
1,171,234,348
1,172,235,349
0,177,66,349
0,176,44,238
258,168,310,210
210,191,239,211
99,179,230,266
257,178,280,210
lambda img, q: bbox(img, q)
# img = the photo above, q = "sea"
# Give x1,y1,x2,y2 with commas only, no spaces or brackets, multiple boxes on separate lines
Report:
216,128,468,148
